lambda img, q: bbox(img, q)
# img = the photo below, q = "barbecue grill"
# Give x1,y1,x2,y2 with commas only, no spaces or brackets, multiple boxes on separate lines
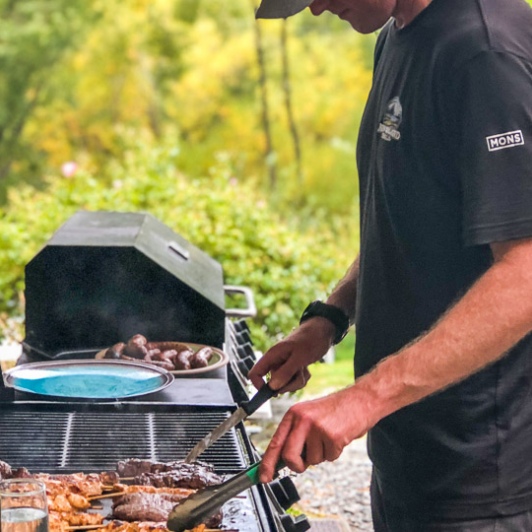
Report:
0,211,310,532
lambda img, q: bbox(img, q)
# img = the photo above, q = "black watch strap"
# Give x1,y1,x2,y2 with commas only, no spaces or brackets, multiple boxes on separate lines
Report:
299,300,350,345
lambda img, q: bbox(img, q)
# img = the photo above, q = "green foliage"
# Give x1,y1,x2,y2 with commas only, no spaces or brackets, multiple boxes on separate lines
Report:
0,0,374,217
0,0,368,347
0,0,100,194
0,131,356,348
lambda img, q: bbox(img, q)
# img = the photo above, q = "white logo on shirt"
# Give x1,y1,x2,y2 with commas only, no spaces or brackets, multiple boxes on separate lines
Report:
378,97,402,142
486,130,524,152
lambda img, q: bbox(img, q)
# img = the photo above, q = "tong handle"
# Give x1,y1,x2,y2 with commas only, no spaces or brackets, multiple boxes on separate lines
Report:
241,383,277,416
244,458,286,485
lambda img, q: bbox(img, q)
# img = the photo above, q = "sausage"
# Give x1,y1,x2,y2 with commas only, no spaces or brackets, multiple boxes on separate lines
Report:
147,341,190,353
148,359,175,372
104,342,126,359
119,354,139,362
144,349,161,362
124,335,149,359
189,347,213,369
172,349,193,370
157,349,177,361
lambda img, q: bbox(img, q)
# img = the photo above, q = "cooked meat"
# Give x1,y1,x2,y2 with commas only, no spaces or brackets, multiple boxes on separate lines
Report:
117,460,221,489
100,470,120,485
115,484,195,498
61,510,105,526
189,347,213,369
112,492,223,528
124,335,149,359
112,492,189,522
117,459,168,477
0,461,32,481
35,472,116,497
172,349,193,370
104,342,126,359
12,467,32,478
0,459,13,479
100,521,170,532
101,521,214,532
135,468,222,490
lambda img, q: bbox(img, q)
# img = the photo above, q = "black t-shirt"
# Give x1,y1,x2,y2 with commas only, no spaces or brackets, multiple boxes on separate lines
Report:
356,0,532,519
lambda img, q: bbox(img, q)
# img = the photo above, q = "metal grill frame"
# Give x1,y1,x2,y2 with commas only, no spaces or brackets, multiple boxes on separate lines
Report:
0,402,284,531
0,403,253,474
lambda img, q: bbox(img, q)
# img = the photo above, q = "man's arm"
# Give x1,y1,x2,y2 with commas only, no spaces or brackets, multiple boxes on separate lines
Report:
248,255,360,394
259,238,532,482
358,237,532,422
326,255,359,324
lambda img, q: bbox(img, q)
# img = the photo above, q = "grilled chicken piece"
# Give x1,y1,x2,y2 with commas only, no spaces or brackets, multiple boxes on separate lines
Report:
114,484,195,498
35,471,117,497
60,510,105,526
100,521,170,531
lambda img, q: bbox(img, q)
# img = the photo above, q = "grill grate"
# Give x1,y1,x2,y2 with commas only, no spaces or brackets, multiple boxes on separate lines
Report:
0,410,246,473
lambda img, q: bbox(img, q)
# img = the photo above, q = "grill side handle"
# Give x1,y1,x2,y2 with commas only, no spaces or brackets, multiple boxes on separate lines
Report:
224,285,257,318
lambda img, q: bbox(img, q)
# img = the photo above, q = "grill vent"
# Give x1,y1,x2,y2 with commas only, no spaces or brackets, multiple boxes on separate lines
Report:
0,411,246,473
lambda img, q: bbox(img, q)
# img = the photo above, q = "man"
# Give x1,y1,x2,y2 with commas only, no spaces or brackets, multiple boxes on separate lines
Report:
249,0,532,529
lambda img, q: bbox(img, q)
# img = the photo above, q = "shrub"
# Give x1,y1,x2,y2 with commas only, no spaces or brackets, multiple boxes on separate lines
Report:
0,131,356,349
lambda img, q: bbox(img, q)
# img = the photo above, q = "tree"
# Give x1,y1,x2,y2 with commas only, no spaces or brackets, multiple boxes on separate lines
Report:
0,0,99,197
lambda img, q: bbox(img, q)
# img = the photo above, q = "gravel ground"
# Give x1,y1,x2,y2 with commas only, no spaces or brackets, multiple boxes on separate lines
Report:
247,396,374,531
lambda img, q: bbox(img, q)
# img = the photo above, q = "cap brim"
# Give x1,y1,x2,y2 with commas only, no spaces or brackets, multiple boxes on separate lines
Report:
255,0,313,19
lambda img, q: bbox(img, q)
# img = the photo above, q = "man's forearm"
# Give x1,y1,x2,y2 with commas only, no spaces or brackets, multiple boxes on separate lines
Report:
351,239,532,429
326,255,360,325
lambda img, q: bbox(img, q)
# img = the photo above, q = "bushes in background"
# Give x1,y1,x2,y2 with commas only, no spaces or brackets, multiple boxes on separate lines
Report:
0,131,357,349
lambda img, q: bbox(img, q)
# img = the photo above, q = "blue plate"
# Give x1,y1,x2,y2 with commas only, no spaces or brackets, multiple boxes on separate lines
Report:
2,360,174,399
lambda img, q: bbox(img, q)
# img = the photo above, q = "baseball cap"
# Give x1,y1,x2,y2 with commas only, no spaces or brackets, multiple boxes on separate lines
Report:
255,0,313,19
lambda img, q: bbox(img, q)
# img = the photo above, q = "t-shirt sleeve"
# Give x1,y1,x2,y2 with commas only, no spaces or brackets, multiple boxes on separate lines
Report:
451,51,532,246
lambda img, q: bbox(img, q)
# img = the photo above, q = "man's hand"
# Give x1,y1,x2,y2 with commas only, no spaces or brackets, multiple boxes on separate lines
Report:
247,317,336,393
259,386,372,483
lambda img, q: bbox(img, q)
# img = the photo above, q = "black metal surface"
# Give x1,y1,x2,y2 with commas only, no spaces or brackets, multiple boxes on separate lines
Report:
24,211,226,356
0,401,285,531
10,208,293,530
0,404,247,474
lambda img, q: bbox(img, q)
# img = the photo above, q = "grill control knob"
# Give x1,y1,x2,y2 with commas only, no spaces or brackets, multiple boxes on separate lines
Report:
269,476,301,510
280,514,311,532
237,356,255,378
236,329,253,345
233,319,250,333
237,342,256,361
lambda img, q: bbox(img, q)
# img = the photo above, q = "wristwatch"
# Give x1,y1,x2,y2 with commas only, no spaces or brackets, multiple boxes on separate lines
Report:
299,300,350,345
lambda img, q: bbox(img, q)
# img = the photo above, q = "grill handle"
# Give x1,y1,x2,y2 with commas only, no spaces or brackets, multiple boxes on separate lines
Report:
224,285,257,318
167,241,190,261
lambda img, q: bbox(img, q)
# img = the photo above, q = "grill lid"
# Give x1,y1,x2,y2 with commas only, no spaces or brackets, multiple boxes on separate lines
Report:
24,211,226,355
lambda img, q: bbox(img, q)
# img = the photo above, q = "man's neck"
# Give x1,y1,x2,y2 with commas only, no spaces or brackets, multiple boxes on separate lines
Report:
394,0,432,29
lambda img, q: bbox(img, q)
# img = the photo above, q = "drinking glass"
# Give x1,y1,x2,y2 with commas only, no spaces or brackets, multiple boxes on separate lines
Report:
0,479,49,532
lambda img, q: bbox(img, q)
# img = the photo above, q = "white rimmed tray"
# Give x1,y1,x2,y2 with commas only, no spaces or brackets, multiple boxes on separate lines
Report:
95,342,229,376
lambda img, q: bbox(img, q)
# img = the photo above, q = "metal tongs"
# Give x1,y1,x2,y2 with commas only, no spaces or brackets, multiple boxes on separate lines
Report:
167,458,285,532
184,383,277,463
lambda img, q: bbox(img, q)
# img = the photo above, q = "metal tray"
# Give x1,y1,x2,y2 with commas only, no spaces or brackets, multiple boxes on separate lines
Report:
2,360,174,399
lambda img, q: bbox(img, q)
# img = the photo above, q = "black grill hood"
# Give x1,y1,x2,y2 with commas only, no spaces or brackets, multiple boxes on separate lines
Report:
24,211,226,356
